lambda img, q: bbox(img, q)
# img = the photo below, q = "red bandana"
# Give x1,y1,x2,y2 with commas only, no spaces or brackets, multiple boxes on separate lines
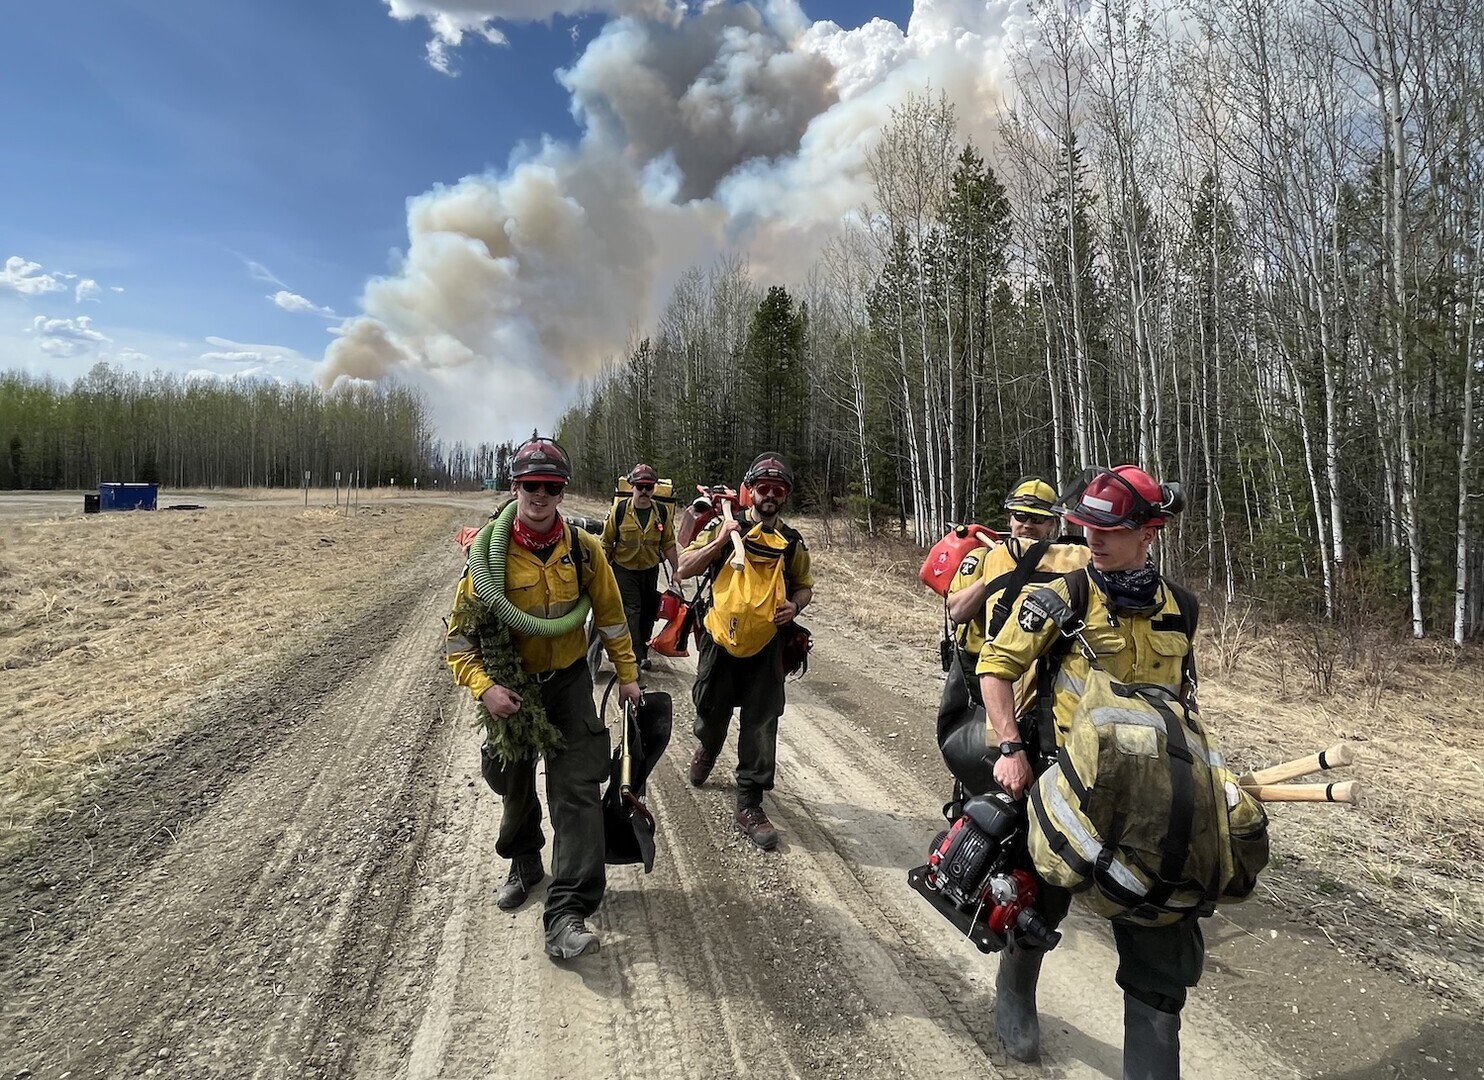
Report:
512,513,564,552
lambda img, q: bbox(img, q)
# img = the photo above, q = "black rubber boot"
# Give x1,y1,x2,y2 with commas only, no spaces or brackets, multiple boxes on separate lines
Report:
1123,994,1181,1079
495,852,545,911
995,942,1044,1062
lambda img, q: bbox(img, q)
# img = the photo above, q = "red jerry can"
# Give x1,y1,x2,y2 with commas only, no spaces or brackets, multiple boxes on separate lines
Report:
919,524,1000,597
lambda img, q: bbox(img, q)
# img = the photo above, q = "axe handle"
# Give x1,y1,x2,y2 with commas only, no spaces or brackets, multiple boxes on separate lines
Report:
1240,780,1361,804
720,499,747,571
1241,742,1355,787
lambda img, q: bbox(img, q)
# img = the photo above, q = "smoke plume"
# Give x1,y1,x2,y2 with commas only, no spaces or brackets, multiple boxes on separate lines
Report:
325,1,1025,443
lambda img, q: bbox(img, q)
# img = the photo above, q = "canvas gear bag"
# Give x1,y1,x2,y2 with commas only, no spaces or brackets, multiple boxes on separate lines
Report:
703,522,792,658
1022,578,1270,927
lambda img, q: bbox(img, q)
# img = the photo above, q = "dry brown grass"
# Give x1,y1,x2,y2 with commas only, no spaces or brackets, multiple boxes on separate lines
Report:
0,502,457,855
1204,628,1484,936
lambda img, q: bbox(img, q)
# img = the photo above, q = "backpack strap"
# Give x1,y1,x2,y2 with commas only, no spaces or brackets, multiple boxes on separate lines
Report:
1134,686,1200,909
983,537,1054,640
1033,568,1091,759
568,522,592,592
778,522,803,594
1164,580,1201,702
614,497,628,533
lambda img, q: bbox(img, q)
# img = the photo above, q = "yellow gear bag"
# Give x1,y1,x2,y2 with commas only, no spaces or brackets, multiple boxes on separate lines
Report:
703,523,790,658
1022,584,1270,927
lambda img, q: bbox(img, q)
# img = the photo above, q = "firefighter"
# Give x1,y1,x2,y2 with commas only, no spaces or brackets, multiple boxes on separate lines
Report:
444,436,641,961
602,463,679,670
676,453,813,851
976,464,1193,1079
938,476,1088,797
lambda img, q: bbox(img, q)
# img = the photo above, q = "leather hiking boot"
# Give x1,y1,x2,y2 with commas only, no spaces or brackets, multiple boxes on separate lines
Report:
544,915,600,960
689,745,717,788
495,853,544,911
1123,994,1181,1080
995,943,1045,1062
735,806,779,851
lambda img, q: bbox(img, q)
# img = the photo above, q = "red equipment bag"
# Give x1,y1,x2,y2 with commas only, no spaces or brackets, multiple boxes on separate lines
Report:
919,524,1001,597
649,599,693,658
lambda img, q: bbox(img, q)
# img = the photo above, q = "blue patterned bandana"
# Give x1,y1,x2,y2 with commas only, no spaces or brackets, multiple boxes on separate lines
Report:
1090,559,1161,614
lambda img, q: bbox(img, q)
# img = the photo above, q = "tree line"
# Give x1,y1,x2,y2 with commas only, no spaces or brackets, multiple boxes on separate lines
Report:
556,0,1484,643
0,364,437,491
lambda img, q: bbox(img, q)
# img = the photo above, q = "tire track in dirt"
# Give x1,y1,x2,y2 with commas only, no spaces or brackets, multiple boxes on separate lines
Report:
363,680,817,1080
0,546,461,1079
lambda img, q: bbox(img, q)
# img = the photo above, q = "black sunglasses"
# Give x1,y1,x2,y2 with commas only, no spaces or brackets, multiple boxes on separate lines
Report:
1010,511,1048,524
519,480,565,496
633,483,655,492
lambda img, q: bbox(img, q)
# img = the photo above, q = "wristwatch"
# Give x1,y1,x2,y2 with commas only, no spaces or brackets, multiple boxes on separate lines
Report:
998,740,1024,756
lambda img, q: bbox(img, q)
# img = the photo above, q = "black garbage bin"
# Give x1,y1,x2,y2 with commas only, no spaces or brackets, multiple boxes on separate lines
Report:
84,494,100,514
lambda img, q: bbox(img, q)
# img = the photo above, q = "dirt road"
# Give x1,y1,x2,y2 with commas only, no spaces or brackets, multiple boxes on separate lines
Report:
1,531,1477,1079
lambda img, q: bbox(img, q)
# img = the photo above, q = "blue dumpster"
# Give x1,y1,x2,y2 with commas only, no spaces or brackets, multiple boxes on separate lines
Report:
99,483,159,511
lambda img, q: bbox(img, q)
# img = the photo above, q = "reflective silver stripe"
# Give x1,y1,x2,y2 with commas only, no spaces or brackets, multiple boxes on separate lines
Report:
1041,780,1149,897
597,622,628,640
1055,669,1084,697
446,635,476,655
545,599,578,619
1083,706,1221,767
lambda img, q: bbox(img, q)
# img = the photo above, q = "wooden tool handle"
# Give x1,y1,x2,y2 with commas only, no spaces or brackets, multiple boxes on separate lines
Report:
720,499,746,570
1240,780,1361,804
1245,742,1355,786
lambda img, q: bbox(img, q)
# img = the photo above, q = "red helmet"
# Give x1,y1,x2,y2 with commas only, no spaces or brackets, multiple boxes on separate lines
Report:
743,453,793,491
630,463,658,484
510,436,572,483
1059,465,1184,529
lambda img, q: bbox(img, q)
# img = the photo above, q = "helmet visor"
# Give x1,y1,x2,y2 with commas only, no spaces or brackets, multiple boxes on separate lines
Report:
1058,467,1154,530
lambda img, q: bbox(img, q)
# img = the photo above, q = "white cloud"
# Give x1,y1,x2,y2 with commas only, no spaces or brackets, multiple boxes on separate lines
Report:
2,256,68,297
270,290,336,317
200,335,312,367
384,0,679,73
28,314,112,357
238,257,287,288
76,278,103,303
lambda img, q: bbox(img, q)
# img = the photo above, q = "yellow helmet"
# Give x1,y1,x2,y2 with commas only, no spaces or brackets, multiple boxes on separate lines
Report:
1004,475,1058,518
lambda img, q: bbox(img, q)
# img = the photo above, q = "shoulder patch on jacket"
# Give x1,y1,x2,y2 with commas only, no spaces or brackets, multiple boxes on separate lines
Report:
1018,593,1050,633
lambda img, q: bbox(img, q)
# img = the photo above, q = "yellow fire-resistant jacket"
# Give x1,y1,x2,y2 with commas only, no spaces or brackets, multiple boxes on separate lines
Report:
445,527,638,699
602,497,674,571
976,573,1194,745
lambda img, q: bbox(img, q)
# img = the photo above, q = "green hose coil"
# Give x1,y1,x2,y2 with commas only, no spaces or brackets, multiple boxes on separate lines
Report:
468,501,592,636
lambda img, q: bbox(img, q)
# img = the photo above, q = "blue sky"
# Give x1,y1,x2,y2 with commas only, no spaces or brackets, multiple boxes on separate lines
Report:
0,0,967,440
